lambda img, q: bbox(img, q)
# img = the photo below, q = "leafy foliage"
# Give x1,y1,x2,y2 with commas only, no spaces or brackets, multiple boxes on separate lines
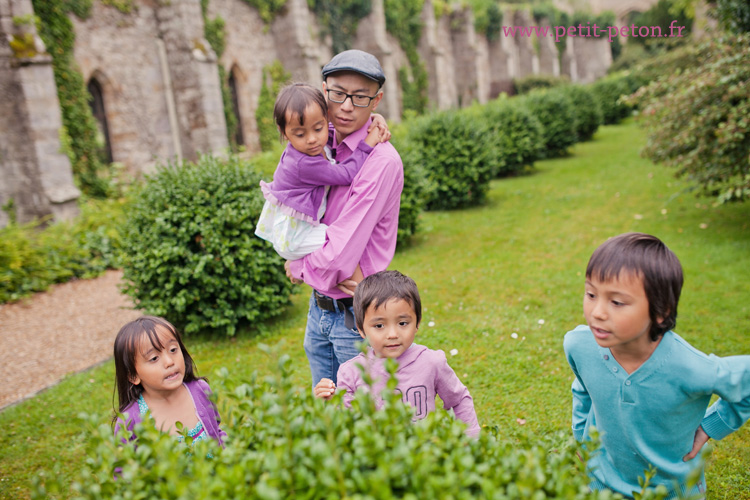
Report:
390,124,433,245
309,0,372,54
466,97,544,177
589,74,634,125
239,0,286,24
120,155,294,336
404,110,495,210
627,35,750,203
32,0,111,197
32,356,673,499
256,60,291,152
385,0,428,114
513,74,570,95
0,198,128,303
518,89,577,158
714,0,750,34
558,84,603,142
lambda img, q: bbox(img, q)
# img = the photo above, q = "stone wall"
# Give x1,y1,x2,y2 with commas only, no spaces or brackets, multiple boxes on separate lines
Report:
0,0,618,228
0,0,79,226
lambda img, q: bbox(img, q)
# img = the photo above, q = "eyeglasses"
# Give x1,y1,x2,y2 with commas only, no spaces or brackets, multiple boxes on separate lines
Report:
326,89,378,108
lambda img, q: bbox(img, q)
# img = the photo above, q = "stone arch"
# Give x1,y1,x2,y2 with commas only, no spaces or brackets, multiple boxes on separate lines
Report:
86,71,113,164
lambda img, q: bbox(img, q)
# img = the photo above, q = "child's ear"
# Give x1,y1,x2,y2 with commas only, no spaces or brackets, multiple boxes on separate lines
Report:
129,374,141,386
357,328,366,340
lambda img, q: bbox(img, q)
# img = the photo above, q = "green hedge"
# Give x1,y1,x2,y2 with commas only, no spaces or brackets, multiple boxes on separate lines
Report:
558,85,603,142
120,154,293,336
403,110,495,210
390,125,432,245
589,74,633,125
0,198,127,303
467,97,544,177
32,356,673,499
518,89,577,158
513,74,570,95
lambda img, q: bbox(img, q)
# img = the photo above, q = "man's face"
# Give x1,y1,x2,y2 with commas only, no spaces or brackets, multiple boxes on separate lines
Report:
323,71,383,142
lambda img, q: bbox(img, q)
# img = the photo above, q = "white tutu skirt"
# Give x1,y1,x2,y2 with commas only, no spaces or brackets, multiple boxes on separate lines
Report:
255,200,327,261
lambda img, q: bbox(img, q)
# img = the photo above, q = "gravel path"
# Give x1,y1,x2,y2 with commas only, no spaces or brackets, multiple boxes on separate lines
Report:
0,270,141,410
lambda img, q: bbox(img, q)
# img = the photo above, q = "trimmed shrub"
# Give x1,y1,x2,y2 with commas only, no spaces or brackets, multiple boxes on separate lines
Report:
32,356,672,499
120,154,293,336
467,97,544,177
405,110,495,210
390,124,432,246
0,198,127,303
513,74,570,95
589,74,633,125
558,85,603,142
518,89,577,158
627,35,750,203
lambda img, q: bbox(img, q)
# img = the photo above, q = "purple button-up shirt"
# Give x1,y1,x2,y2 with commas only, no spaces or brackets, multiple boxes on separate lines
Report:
287,118,404,298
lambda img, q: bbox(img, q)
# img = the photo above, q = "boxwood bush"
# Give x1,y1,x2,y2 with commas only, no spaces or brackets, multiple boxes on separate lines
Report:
120,154,293,336
466,97,544,177
589,74,633,125
558,85,603,142
32,356,673,499
518,89,577,158
390,125,432,246
404,110,495,210
513,74,570,95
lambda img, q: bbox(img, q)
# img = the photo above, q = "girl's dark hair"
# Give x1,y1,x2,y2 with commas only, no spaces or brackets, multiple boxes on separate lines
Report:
586,232,683,340
353,270,422,332
112,316,201,422
273,82,328,138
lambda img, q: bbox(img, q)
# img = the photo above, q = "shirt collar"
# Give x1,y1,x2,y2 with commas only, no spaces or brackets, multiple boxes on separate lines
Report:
334,117,373,153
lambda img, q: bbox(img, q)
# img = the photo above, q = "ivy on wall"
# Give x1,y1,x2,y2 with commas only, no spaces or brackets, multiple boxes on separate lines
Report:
240,0,287,24
255,60,290,151
384,0,427,114
31,0,110,197
201,0,239,152
309,0,372,54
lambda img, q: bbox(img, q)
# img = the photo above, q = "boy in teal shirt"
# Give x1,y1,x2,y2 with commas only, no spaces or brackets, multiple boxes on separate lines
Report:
564,232,750,499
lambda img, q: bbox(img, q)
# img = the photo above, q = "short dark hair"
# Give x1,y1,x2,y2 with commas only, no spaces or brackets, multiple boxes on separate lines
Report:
586,232,683,340
353,270,422,332
112,316,201,422
273,82,328,138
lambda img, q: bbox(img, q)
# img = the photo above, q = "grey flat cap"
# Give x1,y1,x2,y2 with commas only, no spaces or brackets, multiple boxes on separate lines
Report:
322,50,386,86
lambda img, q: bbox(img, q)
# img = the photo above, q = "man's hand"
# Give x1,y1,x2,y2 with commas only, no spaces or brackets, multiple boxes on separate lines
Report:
314,378,336,400
284,261,302,285
337,279,358,296
682,426,710,461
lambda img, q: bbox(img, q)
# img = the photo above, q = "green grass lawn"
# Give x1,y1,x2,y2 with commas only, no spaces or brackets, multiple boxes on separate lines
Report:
1,119,749,499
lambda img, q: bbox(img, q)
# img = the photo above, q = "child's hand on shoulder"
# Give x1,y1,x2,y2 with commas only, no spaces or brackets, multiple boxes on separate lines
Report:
368,113,391,144
314,378,336,400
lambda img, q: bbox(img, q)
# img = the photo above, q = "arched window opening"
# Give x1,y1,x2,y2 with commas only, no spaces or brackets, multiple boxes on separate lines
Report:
228,68,244,147
86,78,113,163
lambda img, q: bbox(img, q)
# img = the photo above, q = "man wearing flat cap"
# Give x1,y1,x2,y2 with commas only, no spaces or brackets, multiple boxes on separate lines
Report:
285,50,404,387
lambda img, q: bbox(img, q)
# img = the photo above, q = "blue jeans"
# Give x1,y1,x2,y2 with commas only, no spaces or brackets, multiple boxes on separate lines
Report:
303,292,363,387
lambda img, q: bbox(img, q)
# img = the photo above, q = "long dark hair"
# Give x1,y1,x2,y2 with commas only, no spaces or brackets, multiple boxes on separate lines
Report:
112,316,201,422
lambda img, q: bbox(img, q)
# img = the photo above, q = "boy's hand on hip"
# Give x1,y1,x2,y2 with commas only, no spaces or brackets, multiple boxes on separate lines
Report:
314,378,336,400
683,426,709,461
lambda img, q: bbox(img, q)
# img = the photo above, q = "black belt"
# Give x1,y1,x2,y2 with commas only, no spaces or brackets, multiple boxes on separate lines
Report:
314,291,356,330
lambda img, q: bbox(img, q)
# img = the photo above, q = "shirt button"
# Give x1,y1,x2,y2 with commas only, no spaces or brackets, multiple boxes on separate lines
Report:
625,380,631,386
612,367,618,373
603,354,609,360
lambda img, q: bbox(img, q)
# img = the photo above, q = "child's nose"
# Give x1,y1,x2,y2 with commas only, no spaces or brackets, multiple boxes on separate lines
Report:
592,301,607,319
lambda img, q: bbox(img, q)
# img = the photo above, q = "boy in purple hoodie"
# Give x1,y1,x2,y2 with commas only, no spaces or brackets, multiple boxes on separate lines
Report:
314,270,480,436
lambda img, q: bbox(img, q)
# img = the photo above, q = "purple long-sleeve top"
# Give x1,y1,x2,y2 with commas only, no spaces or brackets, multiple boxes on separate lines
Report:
286,118,404,296
337,344,480,437
260,140,373,222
